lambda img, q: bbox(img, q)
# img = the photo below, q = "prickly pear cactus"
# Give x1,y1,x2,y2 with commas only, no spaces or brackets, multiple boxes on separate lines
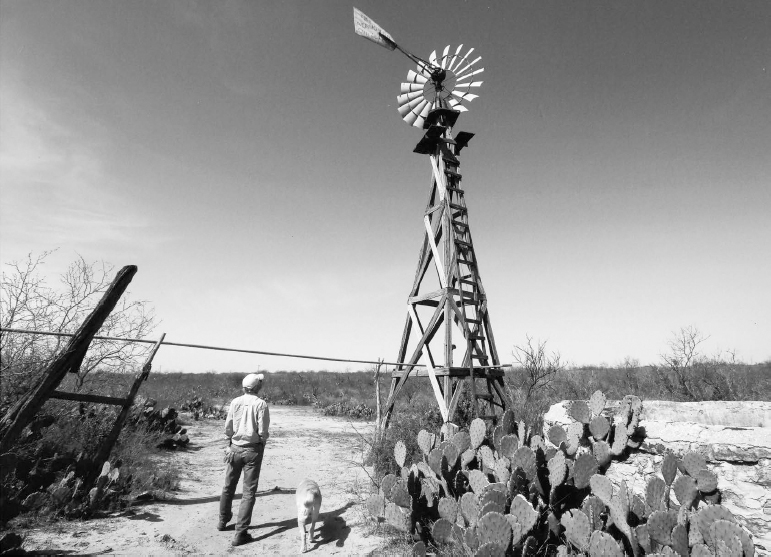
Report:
367,389,752,556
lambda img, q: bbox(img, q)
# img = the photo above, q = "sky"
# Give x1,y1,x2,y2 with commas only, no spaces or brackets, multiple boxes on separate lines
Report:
1,0,769,373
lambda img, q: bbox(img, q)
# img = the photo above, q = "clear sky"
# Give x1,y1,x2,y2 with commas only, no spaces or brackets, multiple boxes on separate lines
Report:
1,1,769,373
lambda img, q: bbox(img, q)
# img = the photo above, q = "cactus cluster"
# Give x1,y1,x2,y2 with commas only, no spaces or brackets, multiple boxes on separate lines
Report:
365,391,756,556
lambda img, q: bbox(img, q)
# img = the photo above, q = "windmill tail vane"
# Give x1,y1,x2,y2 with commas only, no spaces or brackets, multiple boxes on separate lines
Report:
353,8,483,128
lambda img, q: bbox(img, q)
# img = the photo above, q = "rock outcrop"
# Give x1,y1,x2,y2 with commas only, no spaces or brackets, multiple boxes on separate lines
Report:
544,399,771,553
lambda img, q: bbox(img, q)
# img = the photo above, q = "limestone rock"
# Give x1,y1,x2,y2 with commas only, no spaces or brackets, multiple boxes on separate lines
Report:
544,400,771,552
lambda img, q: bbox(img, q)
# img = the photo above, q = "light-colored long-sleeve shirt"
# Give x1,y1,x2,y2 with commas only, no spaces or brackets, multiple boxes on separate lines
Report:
225,393,270,446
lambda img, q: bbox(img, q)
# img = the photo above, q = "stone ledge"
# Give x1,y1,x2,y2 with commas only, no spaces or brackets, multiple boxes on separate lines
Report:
543,399,771,553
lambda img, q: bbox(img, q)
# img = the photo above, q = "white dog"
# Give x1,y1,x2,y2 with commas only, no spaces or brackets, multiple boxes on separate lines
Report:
296,479,322,553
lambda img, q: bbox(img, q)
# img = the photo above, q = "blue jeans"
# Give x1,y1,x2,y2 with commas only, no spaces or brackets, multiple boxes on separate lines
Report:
219,444,265,536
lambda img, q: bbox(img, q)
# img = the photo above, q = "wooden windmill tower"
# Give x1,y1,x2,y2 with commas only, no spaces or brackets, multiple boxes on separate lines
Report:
354,9,510,429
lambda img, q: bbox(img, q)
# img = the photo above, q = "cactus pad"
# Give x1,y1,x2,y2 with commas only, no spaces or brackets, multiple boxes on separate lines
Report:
412,541,426,556
548,425,567,447
480,489,506,511
589,390,606,417
566,422,584,456
477,511,511,550
589,415,610,440
438,496,458,522
581,495,605,531
452,431,472,453
417,429,435,455
511,446,537,480
509,494,538,534
682,451,707,477
588,530,623,557
394,440,407,468
635,524,652,554
365,494,386,518
589,474,613,506
569,400,592,424
385,501,411,532
499,435,519,459
592,439,612,467
443,443,460,469
501,409,516,434
478,445,494,471
714,534,743,557
432,517,454,544
646,476,667,511
709,519,754,557
391,482,411,509
548,450,567,488
672,474,698,509
647,509,677,546
562,509,591,552
493,458,510,484
469,469,490,494
461,492,481,526
428,448,443,475
573,453,599,489
462,448,477,468
671,523,689,557
696,468,718,493
470,418,487,449
492,425,503,450
610,423,628,456
464,526,480,551
662,451,678,486
381,474,398,499
506,516,525,546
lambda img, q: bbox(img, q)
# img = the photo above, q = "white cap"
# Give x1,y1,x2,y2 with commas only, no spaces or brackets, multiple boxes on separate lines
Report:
242,373,264,390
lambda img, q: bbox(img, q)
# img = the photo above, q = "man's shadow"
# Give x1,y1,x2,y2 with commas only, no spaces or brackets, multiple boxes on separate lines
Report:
248,501,354,551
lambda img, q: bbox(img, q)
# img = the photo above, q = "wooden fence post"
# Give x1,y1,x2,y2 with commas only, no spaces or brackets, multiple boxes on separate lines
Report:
0,266,137,455
84,333,166,489
374,359,382,441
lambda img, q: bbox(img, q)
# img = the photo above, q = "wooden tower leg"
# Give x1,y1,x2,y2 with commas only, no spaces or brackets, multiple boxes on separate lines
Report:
384,107,508,431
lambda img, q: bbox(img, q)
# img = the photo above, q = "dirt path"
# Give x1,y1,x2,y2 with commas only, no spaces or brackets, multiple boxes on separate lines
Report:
20,407,384,556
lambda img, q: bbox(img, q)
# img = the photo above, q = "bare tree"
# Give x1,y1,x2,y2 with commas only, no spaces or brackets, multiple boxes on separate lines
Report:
1,252,157,406
509,336,565,402
654,325,708,400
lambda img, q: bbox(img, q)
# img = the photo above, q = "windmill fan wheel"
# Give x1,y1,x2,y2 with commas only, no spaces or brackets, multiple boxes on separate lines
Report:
396,45,484,128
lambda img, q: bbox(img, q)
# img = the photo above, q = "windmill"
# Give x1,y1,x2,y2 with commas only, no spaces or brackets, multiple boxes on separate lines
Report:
354,8,510,430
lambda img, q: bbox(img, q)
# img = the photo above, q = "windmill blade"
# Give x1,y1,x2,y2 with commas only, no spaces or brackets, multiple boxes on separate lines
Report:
400,82,424,94
411,100,433,128
447,44,464,70
453,81,484,89
447,98,469,112
455,57,483,79
439,45,451,68
398,95,426,116
456,66,484,82
429,50,438,66
403,99,429,126
450,90,479,102
406,69,429,84
450,47,475,73
397,90,424,105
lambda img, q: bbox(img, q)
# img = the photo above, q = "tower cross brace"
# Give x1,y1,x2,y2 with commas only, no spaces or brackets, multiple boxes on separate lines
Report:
381,107,510,430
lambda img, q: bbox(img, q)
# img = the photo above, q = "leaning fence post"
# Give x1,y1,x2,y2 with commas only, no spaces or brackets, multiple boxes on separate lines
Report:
0,266,137,455
374,359,383,441
83,333,166,490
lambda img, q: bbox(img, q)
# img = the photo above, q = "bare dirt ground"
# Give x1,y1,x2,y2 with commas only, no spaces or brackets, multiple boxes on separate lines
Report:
19,406,385,556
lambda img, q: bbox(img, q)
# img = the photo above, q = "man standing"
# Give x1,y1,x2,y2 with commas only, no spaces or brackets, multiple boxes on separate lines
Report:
219,373,270,546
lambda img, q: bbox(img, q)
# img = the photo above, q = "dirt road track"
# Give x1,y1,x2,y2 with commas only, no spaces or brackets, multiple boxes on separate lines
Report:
20,406,383,555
